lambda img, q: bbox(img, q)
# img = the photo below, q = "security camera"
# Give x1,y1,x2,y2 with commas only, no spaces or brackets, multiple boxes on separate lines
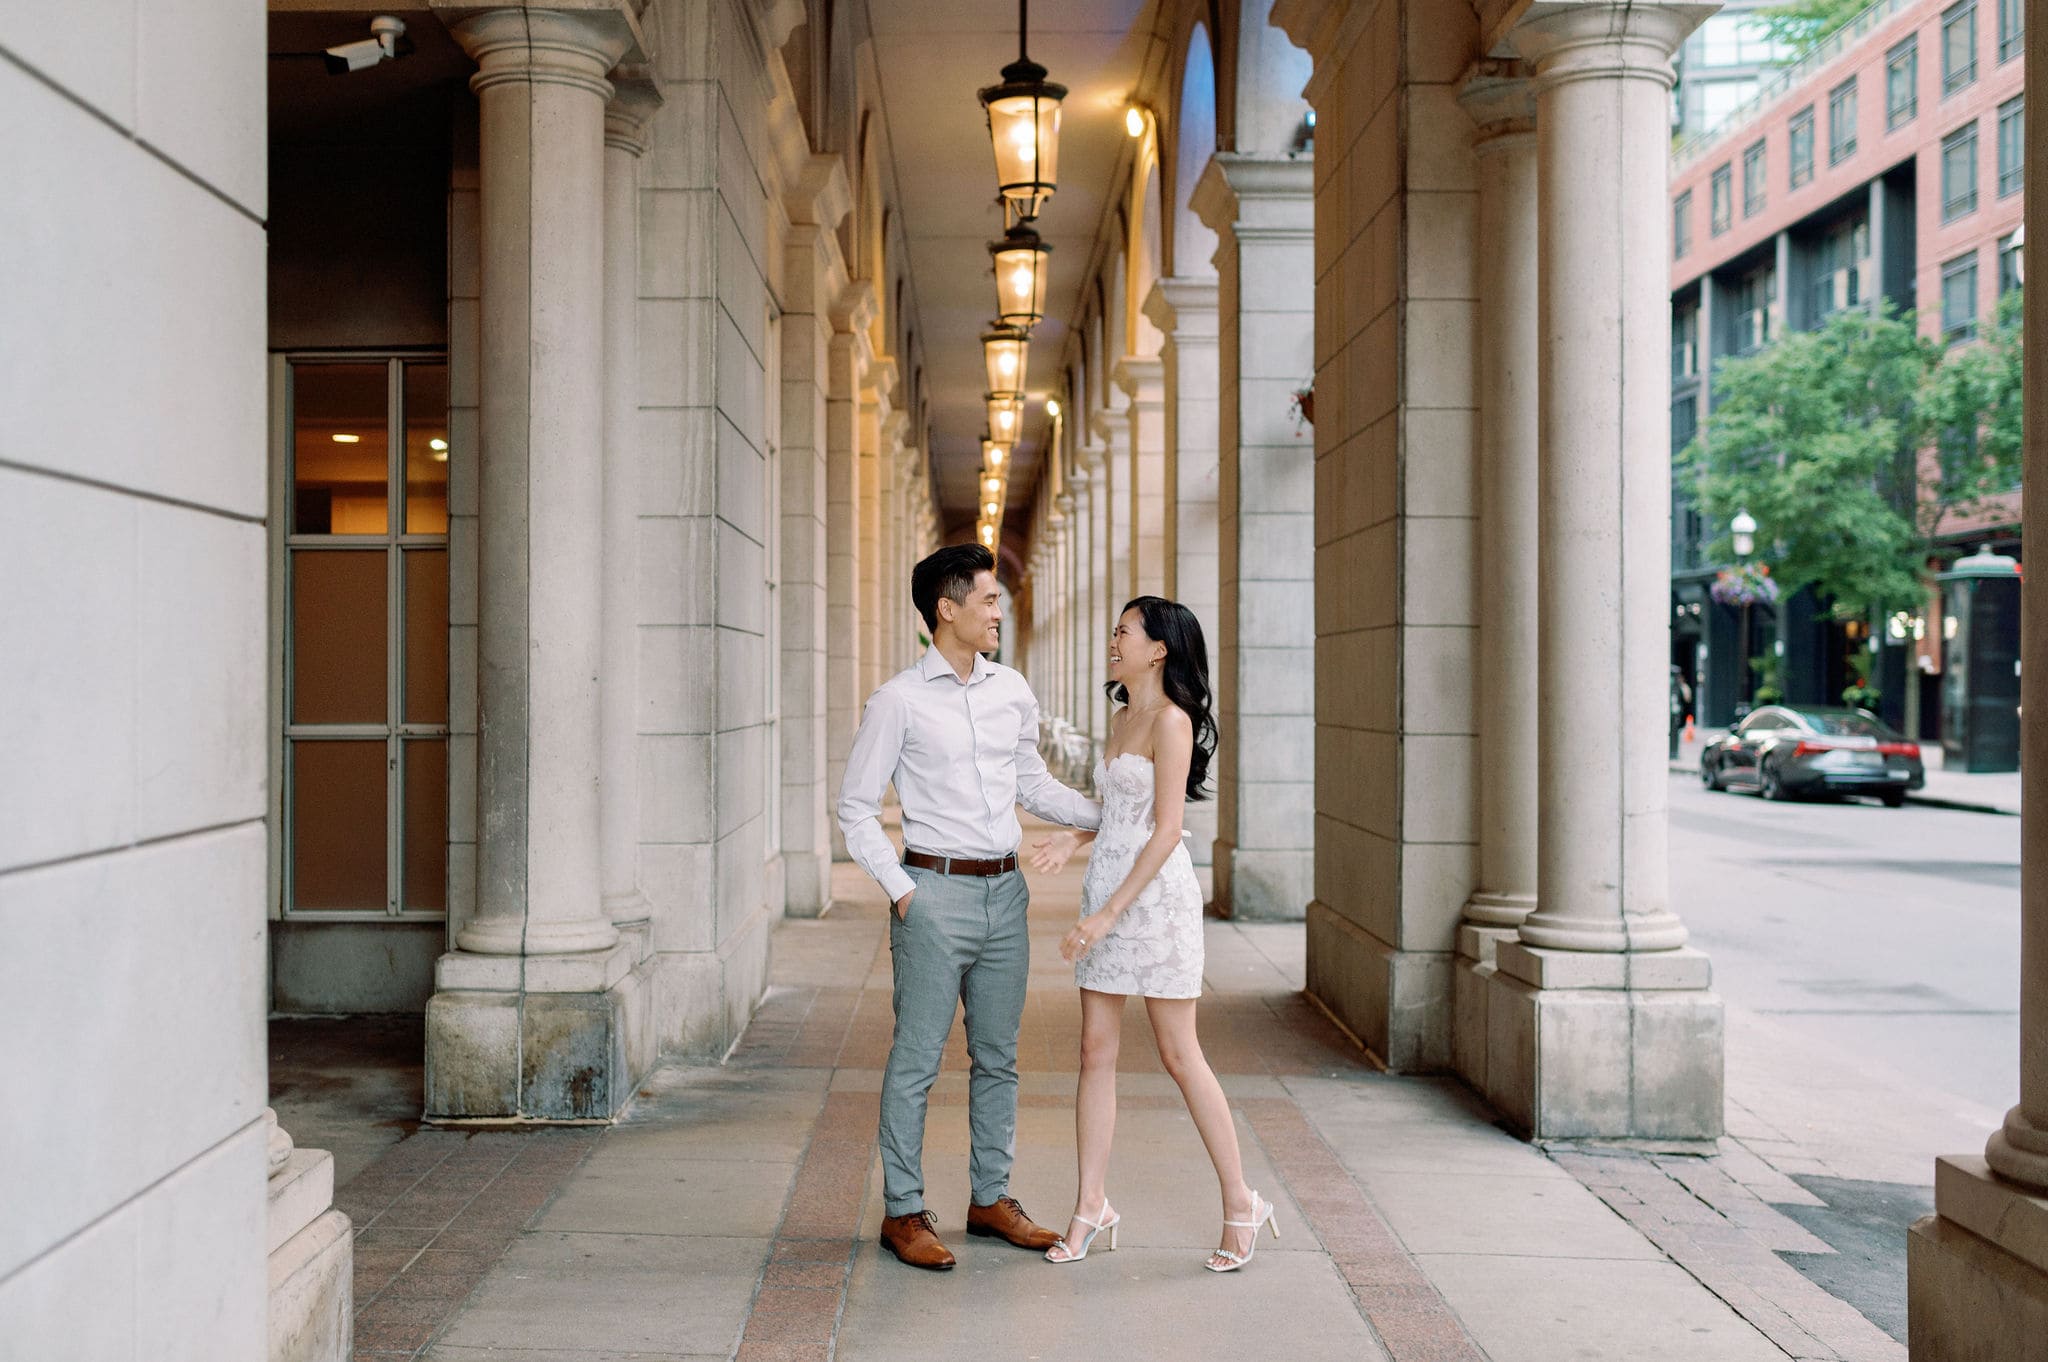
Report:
325,16,408,75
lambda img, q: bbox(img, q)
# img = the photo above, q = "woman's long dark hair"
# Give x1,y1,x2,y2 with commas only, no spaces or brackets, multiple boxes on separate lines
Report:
1103,596,1217,802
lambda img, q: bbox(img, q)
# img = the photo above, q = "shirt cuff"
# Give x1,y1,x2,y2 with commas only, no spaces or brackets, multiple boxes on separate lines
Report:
880,863,916,904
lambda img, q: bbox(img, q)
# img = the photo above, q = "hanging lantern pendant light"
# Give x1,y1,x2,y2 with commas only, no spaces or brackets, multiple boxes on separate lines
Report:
979,0,1067,224
989,223,1051,328
981,324,1030,399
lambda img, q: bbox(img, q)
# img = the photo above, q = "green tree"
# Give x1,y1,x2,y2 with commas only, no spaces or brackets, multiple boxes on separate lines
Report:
1681,299,2026,625
1751,0,1876,55
1680,307,1935,621
1918,290,2025,539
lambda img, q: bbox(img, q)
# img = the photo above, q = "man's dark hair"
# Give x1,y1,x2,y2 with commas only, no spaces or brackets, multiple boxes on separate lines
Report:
912,543,995,632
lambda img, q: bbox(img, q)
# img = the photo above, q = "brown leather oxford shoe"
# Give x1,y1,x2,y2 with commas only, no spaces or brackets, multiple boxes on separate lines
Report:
879,1210,956,1270
965,1195,1061,1251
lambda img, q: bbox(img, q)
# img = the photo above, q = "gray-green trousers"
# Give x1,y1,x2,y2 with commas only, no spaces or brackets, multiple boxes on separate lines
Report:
880,863,1031,1217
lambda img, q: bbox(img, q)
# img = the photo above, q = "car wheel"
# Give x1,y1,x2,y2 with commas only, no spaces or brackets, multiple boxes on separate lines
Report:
1702,758,1724,791
1761,761,1788,801
1881,789,1907,808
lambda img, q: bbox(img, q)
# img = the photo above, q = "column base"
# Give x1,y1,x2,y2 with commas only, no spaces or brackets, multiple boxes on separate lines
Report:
1483,952,1723,1140
268,1182,350,1362
1211,839,1311,921
782,849,833,919
1305,901,1451,1072
1908,1157,2048,1360
425,940,657,1120
1452,923,1522,1092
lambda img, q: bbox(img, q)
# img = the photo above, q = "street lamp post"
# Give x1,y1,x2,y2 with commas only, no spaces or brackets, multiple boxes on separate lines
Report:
1732,510,1758,711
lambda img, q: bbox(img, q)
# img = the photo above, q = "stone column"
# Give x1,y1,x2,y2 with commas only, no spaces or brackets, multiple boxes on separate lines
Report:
1193,154,1315,921
777,158,850,914
823,300,869,861
1093,407,1133,611
1079,439,1115,743
1451,67,1539,1091
600,70,660,931
426,5,657,1121
1143,277,1220,882
1907,4,2048,1337
857,384,885,699
1115,357,1168,600
1483,3,1721,1140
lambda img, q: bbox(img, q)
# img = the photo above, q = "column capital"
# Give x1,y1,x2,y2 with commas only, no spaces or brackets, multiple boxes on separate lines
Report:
1112,354,1165,405
1507,3,1713,89
1458,60,1536,145
785,153,853,231
1191,153,1314,237
434,3,645,95
1141,275,1220,338
1270,0,1371,109
604,64,663,155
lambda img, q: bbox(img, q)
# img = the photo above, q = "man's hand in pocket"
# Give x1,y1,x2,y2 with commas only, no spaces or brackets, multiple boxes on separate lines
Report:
892,890,914,921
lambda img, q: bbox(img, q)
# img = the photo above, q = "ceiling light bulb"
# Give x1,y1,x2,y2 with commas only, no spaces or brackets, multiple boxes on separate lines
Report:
1046,398,1061,417
1126,106,1145,138
429,437,448,451
332,433,361,444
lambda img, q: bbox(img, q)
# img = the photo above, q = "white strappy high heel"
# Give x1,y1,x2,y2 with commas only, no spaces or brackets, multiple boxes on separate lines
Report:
1205,1190,1278,1273
1045,1201,1120,1263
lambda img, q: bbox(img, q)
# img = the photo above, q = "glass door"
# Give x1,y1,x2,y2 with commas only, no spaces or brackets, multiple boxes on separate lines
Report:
279,356,449,920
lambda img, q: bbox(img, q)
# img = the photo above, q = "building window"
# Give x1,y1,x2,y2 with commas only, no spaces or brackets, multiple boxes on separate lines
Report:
2000,230,2023,296
1674,190,1693,259
280,357,452,919
1789,106,1816,187
1743,139,1767,216
1711,164,1733,235
1886,36,1918,130
1735,262,1777,354
1942,251,1980,340
1673,302,1700,380
1811,217,1869,321
1942,121,1979,221
1829,77,1858,164
1998,95,2024,197
1944,1,1979,96
1999,0,2024,62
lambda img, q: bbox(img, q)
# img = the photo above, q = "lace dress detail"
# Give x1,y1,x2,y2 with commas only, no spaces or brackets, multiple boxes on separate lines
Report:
1074,754,1205,999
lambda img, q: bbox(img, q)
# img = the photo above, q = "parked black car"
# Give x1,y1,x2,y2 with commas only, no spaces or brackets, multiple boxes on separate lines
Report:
1701,705,1926,806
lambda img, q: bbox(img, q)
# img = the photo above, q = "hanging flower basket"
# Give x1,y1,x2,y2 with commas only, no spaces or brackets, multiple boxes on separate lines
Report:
1288,384,1314,433
1710,561,1778,607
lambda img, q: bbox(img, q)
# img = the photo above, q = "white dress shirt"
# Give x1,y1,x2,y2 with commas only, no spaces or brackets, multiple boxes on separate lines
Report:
838,645,1101,903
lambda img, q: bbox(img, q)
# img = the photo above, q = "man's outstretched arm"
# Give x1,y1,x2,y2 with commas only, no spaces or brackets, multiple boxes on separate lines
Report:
1013,692,1102,831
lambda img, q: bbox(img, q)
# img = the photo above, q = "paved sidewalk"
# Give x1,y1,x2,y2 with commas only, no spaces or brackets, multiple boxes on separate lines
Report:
296,818,1873,1362
1670,730,2019,814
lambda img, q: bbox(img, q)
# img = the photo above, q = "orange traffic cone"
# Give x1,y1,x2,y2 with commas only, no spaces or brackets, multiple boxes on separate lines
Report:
1683,715,1696,743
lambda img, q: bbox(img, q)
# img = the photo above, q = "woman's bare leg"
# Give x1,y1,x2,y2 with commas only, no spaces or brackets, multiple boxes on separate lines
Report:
1050,988,1123,1259
1146,997,1257,1266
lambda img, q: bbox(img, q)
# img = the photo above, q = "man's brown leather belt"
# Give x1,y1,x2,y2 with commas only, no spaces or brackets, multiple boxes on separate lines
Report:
903,850,1019,877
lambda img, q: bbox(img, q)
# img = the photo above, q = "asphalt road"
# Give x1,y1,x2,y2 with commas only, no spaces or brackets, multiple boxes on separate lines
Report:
1670,771,2022,1117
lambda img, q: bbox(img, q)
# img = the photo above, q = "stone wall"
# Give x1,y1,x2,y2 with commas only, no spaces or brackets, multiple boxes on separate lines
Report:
0,2,278,1351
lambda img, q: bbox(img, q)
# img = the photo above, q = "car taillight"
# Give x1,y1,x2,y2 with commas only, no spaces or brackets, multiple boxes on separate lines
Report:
1791,741,1833,757
1878,741,1919,758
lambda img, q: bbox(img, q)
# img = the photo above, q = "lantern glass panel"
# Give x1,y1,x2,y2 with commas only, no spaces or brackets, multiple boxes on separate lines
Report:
987,92,1062,215
991,236,1050,326
986,393,1025,441
983,331,1029,396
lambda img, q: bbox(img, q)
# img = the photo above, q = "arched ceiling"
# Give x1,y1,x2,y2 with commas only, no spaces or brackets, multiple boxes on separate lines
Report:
867,0,1154,529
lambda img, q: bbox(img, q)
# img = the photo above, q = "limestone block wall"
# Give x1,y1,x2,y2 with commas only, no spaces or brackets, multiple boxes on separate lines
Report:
1283,0,1484,1071
0,5,273,1353
638,0,782,1057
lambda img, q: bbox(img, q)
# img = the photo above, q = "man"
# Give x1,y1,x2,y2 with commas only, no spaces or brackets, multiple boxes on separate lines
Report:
838,543,1102,1270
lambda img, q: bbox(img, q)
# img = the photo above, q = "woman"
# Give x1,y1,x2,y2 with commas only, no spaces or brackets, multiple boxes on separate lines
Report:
1030,596,1278,1273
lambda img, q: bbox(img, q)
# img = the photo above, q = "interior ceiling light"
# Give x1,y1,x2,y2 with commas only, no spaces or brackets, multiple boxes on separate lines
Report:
986,392,1025,441
1046,397,1061,418
989,224,1051,329
332,433,361,443
983,438,1009,469
981,325,1030,399
1125,105,1146,138
979,0,1066,223
982,474,1003,496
